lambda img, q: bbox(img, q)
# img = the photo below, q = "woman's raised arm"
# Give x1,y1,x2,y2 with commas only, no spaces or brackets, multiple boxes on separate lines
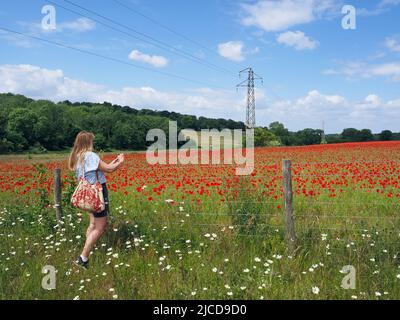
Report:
98,154,124,173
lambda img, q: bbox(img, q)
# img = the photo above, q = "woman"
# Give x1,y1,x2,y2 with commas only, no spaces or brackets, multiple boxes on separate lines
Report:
68,131,124,269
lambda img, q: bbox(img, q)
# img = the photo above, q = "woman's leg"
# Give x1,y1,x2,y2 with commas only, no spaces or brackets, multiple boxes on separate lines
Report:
86,213,96,238
81,216,108,259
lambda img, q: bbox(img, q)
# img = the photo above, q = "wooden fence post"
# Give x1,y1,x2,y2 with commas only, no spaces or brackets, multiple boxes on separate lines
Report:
54,169,62,223
282,160,297,254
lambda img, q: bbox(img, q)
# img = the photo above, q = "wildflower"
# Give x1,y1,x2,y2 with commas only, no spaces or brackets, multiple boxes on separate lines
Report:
312,286,320,295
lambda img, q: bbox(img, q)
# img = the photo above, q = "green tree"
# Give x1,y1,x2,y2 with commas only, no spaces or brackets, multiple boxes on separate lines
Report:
294,129,323,145
254,127,281,147
358,129,374,142
94,133,109,151
341,128,359,142
379,130,393,141
269,122,292,145
7,108,38,145
111,122,132,149
5,130,27,151
0,111,7,138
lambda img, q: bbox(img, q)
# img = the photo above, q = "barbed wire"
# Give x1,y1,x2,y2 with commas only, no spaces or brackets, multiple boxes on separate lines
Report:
135,211,400,220
295,214,400,220
137,218,398,233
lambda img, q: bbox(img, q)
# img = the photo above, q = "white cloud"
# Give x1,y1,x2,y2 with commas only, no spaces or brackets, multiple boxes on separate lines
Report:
18,18,96,34
0,64,238,117
57,18,96,32
128,50,168,68
1,64,400,132
378,0,400,7
218,41,245,62
277,31,318,50
0,64,104,101
323,61,400,81
369,63,400,80
240,0,338,32
258,90,400,132
385,37,400,52
358,0,400,16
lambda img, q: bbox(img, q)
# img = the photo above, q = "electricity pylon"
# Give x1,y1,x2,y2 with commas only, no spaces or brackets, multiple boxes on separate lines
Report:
321,120,327,144
236,67,263,128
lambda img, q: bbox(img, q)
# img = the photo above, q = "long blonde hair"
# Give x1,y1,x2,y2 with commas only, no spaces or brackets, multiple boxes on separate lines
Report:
68,131,95,170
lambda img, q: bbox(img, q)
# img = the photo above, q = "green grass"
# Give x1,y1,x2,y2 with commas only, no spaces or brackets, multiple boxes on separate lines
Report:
1,155,400,300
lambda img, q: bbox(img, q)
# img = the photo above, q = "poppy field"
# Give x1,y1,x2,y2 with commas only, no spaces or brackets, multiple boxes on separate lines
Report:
1,141,400,300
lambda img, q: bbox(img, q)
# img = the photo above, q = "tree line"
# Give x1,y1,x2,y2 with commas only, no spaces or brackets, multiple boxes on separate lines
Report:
0,93,244,153
0,93,398,153
255,122,399,147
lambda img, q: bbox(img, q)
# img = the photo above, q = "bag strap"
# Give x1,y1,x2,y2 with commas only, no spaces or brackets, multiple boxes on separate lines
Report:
80,153,86,177
80,152,100,183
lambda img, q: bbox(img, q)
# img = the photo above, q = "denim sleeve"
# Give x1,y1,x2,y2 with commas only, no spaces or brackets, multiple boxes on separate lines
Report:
85,152,100,172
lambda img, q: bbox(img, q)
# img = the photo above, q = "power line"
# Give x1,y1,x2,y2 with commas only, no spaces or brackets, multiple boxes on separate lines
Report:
47,0,226,74
56,0,235,76
111,0,222,59
0,26,229,89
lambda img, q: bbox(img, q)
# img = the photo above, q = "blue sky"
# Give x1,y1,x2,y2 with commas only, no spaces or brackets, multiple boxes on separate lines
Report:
0,0,400,133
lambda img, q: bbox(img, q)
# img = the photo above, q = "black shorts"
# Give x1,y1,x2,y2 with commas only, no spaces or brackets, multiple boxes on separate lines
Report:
93,183,109,218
